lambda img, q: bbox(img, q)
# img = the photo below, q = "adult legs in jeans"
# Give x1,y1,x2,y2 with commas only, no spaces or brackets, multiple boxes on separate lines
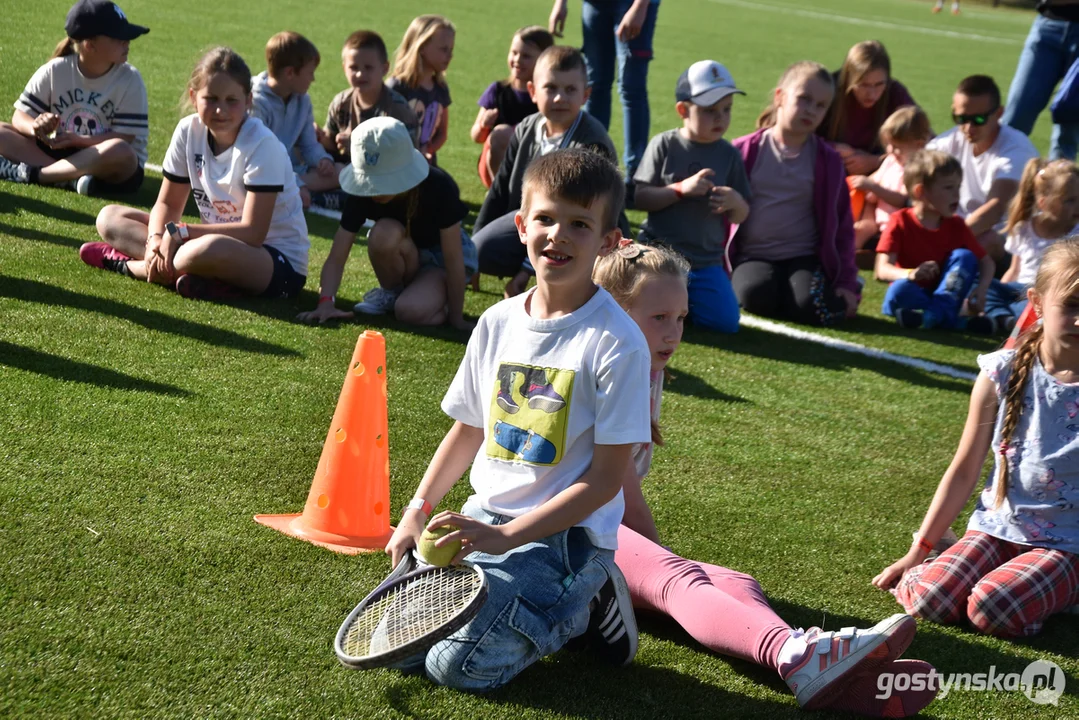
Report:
687,264,740,333
581,1,658,174
581,1,618,130
1002,14,1079,160
473,211,527,278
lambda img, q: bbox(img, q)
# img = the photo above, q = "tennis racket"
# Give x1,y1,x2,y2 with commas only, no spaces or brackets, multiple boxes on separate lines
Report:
334,549,488,670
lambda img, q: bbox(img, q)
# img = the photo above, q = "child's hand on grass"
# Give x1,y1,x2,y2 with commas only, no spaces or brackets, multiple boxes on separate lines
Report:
297,301,354,325
836,287,860,317
872,551,921,590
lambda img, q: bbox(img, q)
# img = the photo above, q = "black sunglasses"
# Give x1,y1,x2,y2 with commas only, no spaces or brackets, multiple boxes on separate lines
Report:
952,107,999,126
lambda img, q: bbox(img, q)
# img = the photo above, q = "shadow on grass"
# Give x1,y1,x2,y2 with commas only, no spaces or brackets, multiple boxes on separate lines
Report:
383,651,798,719
0,276,299,357
0,189,99,226
0,220,83,249
0,340,189,396
666,366,750,404
690,325,974,394
840,313,1002,354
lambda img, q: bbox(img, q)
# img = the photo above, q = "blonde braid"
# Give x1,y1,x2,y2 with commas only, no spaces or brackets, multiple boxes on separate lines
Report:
994,324,1044,508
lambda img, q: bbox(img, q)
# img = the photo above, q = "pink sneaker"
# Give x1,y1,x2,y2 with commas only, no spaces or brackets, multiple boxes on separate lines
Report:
782,613,917,710
826,659,939,717
79,242,131,272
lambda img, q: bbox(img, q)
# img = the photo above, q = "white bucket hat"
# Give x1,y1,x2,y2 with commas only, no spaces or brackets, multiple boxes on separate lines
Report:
338,117,429,197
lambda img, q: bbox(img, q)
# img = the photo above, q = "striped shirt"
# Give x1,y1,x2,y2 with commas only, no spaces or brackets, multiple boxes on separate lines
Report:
15,55,149,165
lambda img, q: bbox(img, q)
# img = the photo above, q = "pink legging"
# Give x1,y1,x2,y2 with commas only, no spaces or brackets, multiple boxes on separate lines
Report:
616,525,791,670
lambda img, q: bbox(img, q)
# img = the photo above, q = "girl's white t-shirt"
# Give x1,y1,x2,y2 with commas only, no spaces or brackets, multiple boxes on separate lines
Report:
1004,220,1060,286
162,114,309,275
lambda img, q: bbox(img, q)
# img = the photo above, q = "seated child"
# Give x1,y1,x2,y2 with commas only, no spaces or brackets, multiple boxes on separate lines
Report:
593,240,938,717
472,45,624,298
985,157,1079,335
875,240,1079,639
84,47,308,301
848,105,931,251
297,117,475,329
384,148,652,688
471,25,554,188
876,149,995,332
0,0,149,196
387,15,456,164
251,31,335,210
729,61,860,326
634,60,750,334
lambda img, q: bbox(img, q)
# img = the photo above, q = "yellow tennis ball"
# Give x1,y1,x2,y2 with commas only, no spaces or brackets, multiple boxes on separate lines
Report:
418,525,461,567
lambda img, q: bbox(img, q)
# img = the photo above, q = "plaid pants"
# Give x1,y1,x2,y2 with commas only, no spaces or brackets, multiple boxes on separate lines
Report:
895,530,1079,637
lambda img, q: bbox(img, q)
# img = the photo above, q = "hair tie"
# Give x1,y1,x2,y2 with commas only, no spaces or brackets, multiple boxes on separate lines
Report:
616,241,650,261
998,442,1009,456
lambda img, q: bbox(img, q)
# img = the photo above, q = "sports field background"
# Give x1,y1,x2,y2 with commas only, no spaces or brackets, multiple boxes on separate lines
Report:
1,0,1076,717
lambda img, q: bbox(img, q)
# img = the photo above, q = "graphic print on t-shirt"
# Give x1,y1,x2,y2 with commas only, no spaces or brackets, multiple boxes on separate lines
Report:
486,362,573,466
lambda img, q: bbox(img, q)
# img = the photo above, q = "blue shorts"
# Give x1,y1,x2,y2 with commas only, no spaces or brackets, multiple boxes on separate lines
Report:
417,229,480,282
262,245,306,299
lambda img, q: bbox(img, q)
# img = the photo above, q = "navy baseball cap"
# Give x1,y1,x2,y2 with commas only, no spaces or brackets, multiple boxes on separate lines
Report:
65,0,149,41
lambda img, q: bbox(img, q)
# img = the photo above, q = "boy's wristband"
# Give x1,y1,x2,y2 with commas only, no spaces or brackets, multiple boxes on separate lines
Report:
318,295,335,305
407,497,433,516
906,268,917,280
671,181,684,199
914,536,934,554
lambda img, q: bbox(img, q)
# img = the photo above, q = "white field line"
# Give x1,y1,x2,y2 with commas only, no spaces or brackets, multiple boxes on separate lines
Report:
739,314,978,382
708,0,1025,45
145,161,348,223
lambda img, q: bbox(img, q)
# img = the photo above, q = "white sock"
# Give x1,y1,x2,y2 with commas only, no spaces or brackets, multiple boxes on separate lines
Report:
777,628,809,672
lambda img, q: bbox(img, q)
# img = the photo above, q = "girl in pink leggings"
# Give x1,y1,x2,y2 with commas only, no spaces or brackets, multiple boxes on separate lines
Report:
593,240,936,717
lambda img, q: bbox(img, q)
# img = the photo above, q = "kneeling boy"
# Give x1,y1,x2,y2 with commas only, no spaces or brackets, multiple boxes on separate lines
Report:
386,148,651,690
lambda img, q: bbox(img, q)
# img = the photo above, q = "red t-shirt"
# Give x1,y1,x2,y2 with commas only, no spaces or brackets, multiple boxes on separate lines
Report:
877,207,986,287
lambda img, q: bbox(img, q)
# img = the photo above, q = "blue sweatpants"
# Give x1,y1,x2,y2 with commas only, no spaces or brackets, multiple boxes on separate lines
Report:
688,264,740,333
881,249,978,329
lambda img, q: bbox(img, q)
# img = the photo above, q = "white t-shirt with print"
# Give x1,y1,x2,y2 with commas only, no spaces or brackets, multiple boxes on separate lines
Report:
162,114,309,275
442,287,652,550
1004,220,1061,285
927,125,1039,225
15,55,149,165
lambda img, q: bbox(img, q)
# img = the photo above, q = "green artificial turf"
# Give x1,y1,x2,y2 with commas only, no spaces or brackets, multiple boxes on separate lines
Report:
1,0,1076,717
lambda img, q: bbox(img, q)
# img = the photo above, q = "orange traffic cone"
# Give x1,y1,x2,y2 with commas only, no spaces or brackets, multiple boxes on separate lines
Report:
1004,303,1038,349
255,329,394,553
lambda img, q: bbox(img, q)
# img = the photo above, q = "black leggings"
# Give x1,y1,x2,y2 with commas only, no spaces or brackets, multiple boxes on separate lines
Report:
731,255,848,326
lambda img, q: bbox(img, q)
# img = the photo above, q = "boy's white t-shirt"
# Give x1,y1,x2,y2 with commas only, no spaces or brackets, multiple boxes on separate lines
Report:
15,55,149,165
442,286,652,550
927,125,1039,226
162,114,309,275
1004,220,1060,285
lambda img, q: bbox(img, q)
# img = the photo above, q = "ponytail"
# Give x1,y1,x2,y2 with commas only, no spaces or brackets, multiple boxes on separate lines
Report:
52,37,77,59
994,324,1043,508
1003,158,1045,238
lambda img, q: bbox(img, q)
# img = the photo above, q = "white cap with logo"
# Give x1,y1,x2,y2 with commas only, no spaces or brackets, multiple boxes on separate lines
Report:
675,60,745,107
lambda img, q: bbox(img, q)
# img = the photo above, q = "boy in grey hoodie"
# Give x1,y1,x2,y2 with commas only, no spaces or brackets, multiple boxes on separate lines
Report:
251,31,336,209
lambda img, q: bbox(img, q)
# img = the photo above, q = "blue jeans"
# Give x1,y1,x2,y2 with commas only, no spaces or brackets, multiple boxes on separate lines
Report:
881,249,978,329
1002,13,1079,160
417,228,479,281
688,264,740,333
581,0,659,176
984,279,1028,322
401,499,612,691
